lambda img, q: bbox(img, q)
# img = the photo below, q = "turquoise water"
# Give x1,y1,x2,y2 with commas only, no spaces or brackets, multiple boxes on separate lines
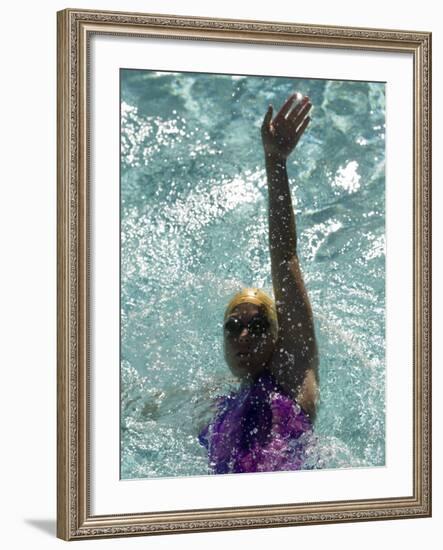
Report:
120,69,386,479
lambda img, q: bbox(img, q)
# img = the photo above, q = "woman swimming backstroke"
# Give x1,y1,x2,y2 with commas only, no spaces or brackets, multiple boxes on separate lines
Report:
199,93,319,474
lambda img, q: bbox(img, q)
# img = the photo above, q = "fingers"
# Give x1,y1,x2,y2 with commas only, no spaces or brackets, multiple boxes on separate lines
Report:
262,95,312,156
273,93,299,126
288,99,311,130
294,116,311,144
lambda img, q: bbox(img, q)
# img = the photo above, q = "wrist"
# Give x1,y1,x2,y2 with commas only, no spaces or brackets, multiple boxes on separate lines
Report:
264,152,287,167
265,153,287,174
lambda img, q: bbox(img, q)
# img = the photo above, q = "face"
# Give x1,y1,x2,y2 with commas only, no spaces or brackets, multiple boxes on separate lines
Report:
223,302,277,381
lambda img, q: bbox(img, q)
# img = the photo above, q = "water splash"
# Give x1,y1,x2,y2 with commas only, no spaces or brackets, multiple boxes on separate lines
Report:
120,70,386,478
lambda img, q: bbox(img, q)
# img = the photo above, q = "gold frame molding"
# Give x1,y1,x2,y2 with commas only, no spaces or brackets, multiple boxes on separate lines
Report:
57,8,432,541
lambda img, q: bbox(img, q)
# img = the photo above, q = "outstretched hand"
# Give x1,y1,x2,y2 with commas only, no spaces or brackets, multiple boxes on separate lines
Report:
261,93,312,162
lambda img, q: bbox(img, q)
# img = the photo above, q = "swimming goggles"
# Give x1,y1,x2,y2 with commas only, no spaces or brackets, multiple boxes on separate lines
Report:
224,315,270,337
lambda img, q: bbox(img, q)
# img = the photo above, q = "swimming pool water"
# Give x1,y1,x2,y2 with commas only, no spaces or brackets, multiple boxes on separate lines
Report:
120,69,386,479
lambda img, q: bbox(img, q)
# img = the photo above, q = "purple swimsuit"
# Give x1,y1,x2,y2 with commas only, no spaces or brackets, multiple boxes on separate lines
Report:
199,371,314,474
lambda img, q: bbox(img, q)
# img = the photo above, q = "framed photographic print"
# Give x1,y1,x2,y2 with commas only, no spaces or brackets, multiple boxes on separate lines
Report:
57,8,431,540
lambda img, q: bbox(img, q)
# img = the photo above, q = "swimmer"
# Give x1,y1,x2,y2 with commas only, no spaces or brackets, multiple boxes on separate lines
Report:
199,93,319,474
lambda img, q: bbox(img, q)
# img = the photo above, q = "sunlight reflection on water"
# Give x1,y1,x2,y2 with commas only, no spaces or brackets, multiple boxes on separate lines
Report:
120,70,386,479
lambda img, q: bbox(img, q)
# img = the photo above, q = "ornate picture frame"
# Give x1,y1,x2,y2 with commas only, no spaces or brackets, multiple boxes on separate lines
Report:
57,8,431,540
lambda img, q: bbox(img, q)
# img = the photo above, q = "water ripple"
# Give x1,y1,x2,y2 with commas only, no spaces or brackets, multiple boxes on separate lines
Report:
120,70,386,478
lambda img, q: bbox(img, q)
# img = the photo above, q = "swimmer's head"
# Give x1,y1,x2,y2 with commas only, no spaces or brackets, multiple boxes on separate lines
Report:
223,288,278,381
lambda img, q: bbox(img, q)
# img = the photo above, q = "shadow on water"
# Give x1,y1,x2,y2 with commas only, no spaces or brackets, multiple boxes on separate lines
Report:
24,519,56,537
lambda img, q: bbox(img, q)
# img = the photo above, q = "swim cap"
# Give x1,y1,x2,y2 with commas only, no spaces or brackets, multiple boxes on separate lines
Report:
224,288,278,336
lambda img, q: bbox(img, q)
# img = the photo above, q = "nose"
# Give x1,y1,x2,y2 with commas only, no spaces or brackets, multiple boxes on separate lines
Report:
238,327,250,341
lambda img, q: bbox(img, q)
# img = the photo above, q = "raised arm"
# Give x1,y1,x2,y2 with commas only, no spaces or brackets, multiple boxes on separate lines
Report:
261,94,319,419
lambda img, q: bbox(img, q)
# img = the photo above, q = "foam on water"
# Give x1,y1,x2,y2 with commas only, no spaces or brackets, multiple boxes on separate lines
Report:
120,70,386,479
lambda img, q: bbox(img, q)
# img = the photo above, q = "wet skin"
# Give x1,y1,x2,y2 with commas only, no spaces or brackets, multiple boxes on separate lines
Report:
222,93,319,419
223,303,278,382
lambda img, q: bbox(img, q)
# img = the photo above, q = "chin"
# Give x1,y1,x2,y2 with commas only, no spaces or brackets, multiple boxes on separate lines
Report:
232,359,267,380
225,346,271,379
